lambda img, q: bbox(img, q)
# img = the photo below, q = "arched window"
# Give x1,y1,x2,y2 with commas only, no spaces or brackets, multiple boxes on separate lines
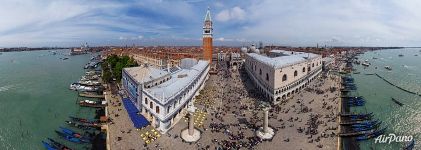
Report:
294,70,298,77
282,74,287,81
167,106,171,113
266,73,269,81
156,106,160,114
302,67,305,73
149,102,153,109
259,69,262,75
312,63,314,67
145,98,148,104
308,67,311,72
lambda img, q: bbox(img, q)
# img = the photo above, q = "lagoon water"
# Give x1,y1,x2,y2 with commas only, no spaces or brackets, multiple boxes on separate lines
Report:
0,50,96,149
351,48,421,150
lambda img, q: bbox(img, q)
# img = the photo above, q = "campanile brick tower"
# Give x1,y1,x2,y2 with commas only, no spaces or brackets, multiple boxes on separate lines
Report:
202,7,213,64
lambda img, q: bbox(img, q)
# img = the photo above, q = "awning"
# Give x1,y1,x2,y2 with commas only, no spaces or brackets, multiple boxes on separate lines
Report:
122,98,149,128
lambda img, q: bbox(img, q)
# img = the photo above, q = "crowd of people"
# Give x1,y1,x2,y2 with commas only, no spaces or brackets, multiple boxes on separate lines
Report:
152,59,342,150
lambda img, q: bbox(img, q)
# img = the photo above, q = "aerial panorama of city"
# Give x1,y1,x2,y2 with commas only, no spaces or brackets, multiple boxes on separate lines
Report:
0,1,420,150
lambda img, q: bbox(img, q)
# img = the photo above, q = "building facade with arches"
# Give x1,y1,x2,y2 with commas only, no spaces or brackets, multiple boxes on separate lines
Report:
244,50,322,104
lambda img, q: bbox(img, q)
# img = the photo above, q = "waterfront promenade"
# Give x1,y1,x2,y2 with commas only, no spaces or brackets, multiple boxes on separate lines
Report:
105,90,145,149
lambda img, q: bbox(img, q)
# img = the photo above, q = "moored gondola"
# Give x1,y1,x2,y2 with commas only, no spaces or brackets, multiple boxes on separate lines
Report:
355,127,387,141
352,121,382,128
340,112,372,117
341,119,379,126
65,121,100,129
404,139,415,150
351,122,381,132
47,138,72,150
69,116,98,124
55,130,83,144
59,127,91,143
42,141,57,150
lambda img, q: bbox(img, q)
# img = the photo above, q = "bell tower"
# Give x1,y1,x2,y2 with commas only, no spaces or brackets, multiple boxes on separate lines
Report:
202,7,213,64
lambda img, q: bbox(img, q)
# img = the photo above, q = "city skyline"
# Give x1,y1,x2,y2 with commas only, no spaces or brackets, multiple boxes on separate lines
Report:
1,0,421,47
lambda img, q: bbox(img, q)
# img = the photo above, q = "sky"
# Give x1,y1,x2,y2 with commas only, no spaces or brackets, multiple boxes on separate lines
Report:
1,0,421,47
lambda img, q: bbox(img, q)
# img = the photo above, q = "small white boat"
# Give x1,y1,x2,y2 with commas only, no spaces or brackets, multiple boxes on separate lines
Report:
362,62,370,67
384,66,392,70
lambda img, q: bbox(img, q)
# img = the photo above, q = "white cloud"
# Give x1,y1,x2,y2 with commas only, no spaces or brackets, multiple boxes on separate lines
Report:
237,0,421,46
216,37,225,41
214,2,224,8
216,6,246,22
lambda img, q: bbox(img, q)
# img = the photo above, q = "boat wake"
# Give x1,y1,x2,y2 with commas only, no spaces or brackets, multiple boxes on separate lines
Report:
402,65,415,69
0,85,14,92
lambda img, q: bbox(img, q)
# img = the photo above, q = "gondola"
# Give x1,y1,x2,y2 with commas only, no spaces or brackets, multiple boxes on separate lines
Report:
65,121,100,129
352,121,382,128
69,116,97,124
42,141,57,150
55,130,83,144
351,122,381,132
404,139,415,150
356,127,386,141
351,120,382,128
59,127,91,143
48,138,72,150
347,114,372,120
349,117,371,121
391,97,404,106
340,112,373,117
347,101,365,104
343,87,357,90
348,102,365,106
342,119,379,126
347,99,365,102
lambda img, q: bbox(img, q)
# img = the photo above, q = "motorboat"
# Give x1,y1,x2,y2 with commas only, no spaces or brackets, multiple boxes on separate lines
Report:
79,100,107,108
362,62,370,67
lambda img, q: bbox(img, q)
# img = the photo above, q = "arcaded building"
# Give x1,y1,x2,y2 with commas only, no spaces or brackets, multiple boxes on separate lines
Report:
122,58,209,133
244,49,323,104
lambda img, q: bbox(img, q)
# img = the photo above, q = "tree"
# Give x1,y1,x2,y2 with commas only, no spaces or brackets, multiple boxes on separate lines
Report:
102,70,112,82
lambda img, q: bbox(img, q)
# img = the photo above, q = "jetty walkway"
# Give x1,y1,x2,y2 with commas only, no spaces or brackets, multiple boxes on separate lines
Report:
375,73,421,96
